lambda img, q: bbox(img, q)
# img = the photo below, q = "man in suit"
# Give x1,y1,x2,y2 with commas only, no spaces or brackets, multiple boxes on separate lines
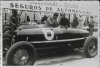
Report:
71,14,78,28
59,13,70,28
41,15,48,23
88,16,95,36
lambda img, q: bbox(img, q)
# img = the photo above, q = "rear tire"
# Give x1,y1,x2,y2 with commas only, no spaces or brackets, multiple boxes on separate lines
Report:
83,36,97,58
6,41,37,65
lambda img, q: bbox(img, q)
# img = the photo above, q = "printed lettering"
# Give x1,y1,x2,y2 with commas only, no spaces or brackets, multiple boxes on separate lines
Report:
10,3,14,8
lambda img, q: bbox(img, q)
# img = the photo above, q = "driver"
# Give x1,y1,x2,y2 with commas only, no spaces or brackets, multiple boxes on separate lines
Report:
59,13,70,28
46,13,59,27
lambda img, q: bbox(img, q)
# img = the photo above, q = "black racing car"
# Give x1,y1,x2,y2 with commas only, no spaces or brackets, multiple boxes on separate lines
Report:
5,23,98,65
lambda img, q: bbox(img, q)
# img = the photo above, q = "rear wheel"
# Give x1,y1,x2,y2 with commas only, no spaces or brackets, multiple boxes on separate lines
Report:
6,41,37,65
83,36,97,58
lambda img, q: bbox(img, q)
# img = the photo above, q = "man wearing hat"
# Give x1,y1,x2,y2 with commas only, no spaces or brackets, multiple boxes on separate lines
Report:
46,13,59,27
88,16,95,36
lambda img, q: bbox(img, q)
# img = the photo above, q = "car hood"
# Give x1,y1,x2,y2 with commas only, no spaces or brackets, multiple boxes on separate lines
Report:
16,26,89,36
16,24,53,35
15,25,89,42
15,24,54,35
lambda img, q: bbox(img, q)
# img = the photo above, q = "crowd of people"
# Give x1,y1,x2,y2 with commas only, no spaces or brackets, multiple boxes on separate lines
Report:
9,9,96,36
41,12,95,36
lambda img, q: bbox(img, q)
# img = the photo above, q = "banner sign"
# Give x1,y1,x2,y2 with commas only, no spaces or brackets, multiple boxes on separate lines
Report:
2,1,91,15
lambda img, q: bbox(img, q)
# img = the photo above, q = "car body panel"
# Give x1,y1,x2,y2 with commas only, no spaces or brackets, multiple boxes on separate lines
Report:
15,24,89,43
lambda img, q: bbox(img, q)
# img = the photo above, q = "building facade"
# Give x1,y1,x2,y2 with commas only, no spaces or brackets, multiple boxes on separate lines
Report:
1,1,99,27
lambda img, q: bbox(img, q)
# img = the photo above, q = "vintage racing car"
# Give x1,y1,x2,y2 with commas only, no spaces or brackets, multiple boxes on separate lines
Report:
5,23,98,65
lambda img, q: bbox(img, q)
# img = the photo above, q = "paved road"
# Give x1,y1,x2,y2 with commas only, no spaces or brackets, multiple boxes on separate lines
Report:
34,50,99,67
3,31,99,67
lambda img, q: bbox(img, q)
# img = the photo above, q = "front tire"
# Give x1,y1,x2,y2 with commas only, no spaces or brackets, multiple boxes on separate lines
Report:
83,36,97,58
6,41,37,65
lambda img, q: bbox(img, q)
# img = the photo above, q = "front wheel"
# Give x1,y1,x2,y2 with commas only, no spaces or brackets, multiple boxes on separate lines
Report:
83,36,97,58
6,41,37,65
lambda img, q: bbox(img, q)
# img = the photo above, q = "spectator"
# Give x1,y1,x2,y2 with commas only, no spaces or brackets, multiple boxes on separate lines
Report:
27,16,30,22
77,15,83,28
46,13,59,27
84,16,89,26
71,14,78,28
59,13,70,27
9,9,20,32
41,15,48,23
88,16,95,36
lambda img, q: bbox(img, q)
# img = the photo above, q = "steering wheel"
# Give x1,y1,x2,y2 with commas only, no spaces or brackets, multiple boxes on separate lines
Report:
65,25,69,29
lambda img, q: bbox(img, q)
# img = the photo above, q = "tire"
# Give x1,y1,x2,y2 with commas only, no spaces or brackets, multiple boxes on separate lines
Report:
6,41,37,65
83,36,97,58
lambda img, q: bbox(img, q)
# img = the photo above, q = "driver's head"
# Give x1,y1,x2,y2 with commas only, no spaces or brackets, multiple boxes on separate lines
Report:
90,16,94,20
53,13,58,19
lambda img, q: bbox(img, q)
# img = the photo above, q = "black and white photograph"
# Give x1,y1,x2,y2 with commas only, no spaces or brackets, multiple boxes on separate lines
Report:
1,1,99,67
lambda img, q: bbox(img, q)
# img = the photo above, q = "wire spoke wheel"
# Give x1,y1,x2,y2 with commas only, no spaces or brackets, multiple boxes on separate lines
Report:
13,48,29,65
6,41,37,65
88,41,97,57
83,36,97,58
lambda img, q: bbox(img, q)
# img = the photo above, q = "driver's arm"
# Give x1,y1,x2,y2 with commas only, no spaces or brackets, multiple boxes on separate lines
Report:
46,17,53,27
47,17,53,25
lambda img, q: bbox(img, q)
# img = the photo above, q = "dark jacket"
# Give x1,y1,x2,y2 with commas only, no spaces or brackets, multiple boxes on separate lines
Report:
41,16,48,23
72,17,78,28
10,15,20,26
59,17,70,27
88,20,95,27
